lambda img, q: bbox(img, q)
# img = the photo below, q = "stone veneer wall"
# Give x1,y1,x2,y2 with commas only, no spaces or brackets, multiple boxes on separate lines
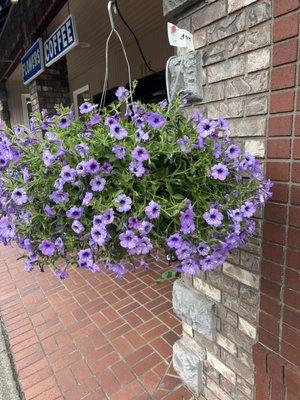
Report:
28,57,71,115
163,0,272,399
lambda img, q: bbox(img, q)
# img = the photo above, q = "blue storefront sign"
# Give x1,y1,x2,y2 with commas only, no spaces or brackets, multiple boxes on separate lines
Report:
21,39,44,85
44,14,79,67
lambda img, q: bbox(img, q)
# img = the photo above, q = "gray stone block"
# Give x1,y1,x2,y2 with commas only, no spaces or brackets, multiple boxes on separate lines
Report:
173,279,215,340
162,0,200,16
167,50,203,102
173,339,203,395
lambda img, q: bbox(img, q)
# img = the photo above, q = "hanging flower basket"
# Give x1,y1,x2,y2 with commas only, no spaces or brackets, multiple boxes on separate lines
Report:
0,87,272,280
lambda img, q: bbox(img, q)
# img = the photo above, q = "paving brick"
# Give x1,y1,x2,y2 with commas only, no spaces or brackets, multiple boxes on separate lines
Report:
0,245,185,399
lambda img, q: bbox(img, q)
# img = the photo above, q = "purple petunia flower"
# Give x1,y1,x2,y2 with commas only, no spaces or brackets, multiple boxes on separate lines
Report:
56,267,68,280
78,248,92,265
0,219,16,239
76,161,87,177
177,135,192,153
225,144,240,159
14,126,24,136
131,146,149,162
213,143,222,159
180,207,195,234
115,194,132,212
0,156,8,169
9,146,20,163
21,166,30,183
129,236,153,255
129,161,146,178
93,214,104,226
109,124,128,140
39,240,55,256
89,113,100,126
136,129,149,142
228,208,243,223
201,256,217,272
112,145,126,159
100,162,113,174
82,192,93,206
119,230,138,249
218,117,230,130
145,201,160,219
211,163,229,181
146,112,166,129
85,159,100,175
11,188,28,205
42,149,56,167
60,165,77,183
53,178,64,190
241,201,256,218
75,143,90,158
127,218,140,231
102,208,114,225
239,153,256,170
66,206,84,219
59,117,71,129
24,259,34,272
55,237,64,255
115,86,129,101
203,207,224,228
91,226,107,246
19,237,32,251
90,176,106,192
49,190,69,204
44,204,55,218
196,119,217,138
158,99,168,110
72,220,85,234
107,262,126,279
181,258,199,275
197,242,210,256
79,102,95,114
20,211,32,224
176,241,194,261
167,233,183,250
138,221,153,235
105,115,119,127
46,131,60,143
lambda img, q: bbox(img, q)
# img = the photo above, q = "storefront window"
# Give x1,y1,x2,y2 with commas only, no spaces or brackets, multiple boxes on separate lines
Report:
73,85,90,118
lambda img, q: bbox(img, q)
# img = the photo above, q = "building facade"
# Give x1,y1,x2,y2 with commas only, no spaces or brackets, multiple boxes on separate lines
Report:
0,0,299,399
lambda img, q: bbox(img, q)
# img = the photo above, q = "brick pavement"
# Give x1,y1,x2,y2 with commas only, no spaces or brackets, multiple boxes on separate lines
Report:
0,245,193,400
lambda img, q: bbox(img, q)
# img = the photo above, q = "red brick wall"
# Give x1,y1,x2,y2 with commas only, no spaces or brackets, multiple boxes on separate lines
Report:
253,1,300,399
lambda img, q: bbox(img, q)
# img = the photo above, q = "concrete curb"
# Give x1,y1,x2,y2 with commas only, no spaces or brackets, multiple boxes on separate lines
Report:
0,316,23,400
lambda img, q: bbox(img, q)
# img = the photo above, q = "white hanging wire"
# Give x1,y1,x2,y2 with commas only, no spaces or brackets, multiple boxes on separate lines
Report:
99,1,133,111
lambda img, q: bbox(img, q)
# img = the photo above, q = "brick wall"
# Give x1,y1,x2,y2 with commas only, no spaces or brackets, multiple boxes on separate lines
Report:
253,1,300,399
164,0,273,398
29,57,71,115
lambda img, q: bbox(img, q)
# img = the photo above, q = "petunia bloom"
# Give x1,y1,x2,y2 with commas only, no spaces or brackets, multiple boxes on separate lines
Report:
145,201,160,219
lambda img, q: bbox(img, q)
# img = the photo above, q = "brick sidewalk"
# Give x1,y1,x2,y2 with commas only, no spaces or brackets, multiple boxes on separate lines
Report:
0,246,193,400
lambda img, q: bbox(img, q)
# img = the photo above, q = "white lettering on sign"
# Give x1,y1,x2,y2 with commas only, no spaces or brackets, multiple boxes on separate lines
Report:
21,38,45,85
44,14,78,67
167,22,194,51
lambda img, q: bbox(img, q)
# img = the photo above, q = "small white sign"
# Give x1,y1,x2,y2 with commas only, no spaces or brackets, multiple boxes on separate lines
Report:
167,22,194,51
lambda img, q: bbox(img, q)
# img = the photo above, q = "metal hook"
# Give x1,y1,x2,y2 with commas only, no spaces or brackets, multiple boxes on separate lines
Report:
107,0,117,30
